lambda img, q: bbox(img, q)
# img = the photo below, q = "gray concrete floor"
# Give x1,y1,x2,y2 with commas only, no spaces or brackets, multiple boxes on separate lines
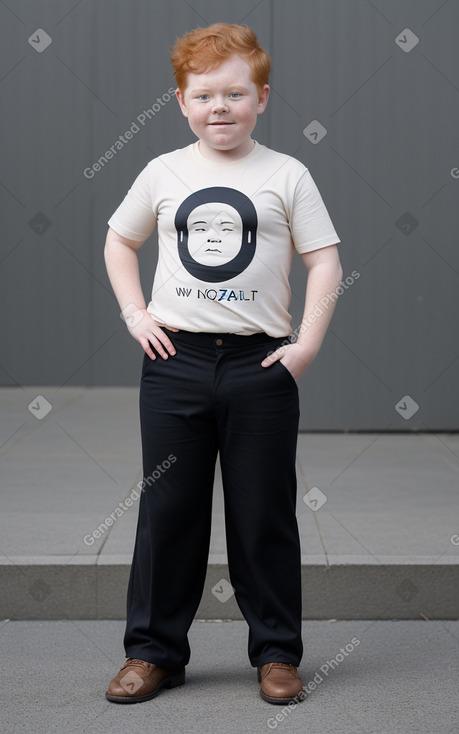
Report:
1,619,458,734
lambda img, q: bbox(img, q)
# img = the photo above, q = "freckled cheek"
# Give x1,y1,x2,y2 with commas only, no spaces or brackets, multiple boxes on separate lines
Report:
234,106,258,125
185,105,206,122
189,111,206,125
187,113,208,133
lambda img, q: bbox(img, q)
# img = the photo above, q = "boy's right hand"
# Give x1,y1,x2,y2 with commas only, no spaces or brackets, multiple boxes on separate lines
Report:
121,307,178,361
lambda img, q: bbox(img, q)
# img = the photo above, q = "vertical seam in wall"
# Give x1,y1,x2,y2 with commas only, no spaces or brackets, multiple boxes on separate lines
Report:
268,0,274,149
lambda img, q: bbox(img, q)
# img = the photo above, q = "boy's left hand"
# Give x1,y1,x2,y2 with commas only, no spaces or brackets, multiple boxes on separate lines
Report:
261,342,317,382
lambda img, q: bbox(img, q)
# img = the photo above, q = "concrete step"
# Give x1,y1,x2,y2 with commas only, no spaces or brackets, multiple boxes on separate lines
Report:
2,554,458,620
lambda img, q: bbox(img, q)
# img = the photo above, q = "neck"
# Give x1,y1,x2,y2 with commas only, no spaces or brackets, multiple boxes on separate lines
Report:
198,138,255,162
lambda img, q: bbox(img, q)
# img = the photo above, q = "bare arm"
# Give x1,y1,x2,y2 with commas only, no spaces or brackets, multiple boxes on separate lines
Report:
104,226,178,360
261,243,343,380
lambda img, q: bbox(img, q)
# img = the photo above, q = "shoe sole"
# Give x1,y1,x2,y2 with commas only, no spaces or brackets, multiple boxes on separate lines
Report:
105,669,185,704
259,689,303,705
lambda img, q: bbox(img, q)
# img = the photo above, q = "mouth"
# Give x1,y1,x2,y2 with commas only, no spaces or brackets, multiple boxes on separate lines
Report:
209,122,234,126
205,248,221,252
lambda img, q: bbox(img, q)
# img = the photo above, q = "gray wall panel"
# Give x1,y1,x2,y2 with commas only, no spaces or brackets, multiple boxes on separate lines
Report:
0,0,458,429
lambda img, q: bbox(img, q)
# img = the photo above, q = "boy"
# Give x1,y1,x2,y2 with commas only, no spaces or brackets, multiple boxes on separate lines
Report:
104,23,342,705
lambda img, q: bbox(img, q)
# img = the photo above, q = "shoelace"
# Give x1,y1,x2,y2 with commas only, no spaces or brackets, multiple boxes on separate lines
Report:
263,663,298,677
122,658,150,671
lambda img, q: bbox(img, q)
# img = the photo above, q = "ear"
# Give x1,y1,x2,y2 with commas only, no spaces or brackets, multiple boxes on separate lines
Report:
257,84,270,115
175,88,189,118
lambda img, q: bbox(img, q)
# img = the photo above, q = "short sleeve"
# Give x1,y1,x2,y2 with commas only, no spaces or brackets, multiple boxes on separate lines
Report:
290,169,340,253
107,163,157,241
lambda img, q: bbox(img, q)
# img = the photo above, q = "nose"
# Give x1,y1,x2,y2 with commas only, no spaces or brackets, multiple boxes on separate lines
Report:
211,97,229,114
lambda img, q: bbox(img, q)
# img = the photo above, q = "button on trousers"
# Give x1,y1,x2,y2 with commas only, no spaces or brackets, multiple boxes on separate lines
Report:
123,330,303,669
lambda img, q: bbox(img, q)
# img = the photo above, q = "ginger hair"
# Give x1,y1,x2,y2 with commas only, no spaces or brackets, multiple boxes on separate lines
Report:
170,23,271,95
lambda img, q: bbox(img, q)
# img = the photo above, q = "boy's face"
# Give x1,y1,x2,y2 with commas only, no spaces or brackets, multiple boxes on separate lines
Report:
175,54,269,160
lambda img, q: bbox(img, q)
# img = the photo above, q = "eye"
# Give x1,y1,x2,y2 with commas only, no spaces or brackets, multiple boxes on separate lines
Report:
221,227,234,232
197,94,209,101
229,92,242,98
193,226,206,232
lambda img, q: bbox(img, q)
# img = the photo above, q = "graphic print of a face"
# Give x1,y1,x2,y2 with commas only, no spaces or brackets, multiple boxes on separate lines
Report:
187,204,242,266
175,187,257,283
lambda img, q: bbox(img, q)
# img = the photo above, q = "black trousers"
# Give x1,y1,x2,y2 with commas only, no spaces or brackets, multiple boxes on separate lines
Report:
123,330,302,670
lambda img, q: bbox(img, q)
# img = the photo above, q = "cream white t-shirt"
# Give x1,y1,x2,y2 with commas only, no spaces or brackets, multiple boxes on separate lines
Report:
108,140,340,337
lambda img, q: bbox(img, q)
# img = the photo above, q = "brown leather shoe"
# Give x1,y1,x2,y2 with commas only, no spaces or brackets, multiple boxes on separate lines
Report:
257,662,304,704
106,658,185,703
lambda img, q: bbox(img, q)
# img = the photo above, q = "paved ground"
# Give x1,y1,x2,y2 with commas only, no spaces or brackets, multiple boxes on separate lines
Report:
1,387,458,731
1,619,458,734
0,387,458,619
